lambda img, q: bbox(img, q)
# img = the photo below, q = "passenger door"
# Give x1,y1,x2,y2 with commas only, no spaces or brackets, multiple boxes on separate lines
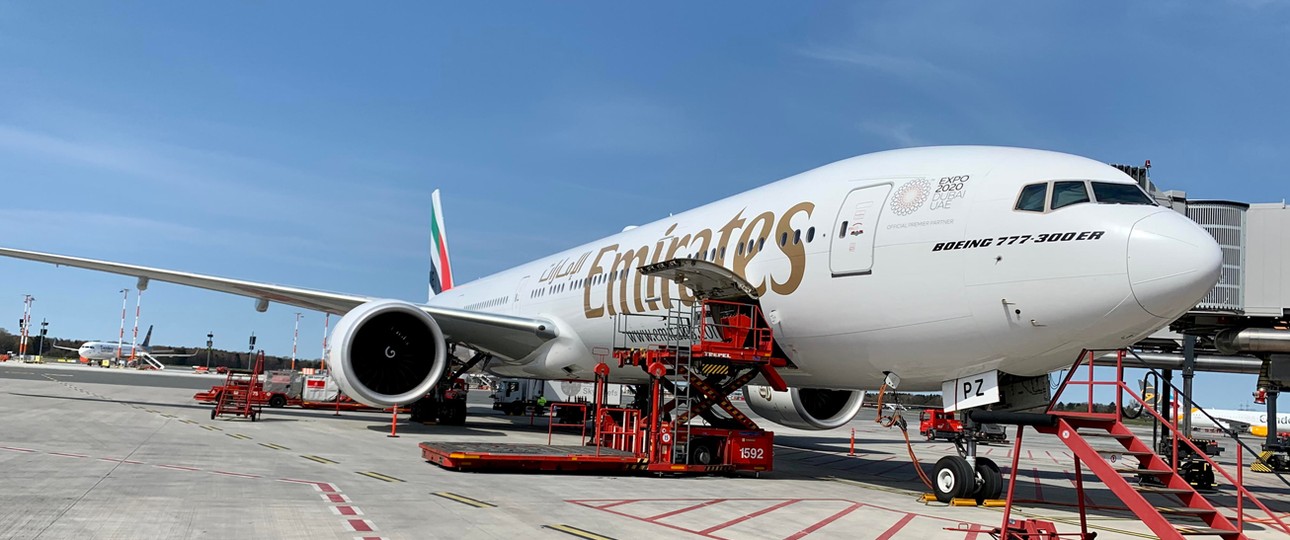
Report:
829,184,891,276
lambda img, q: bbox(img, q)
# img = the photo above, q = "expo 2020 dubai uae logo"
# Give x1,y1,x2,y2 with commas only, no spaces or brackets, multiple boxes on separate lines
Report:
890,178,930,216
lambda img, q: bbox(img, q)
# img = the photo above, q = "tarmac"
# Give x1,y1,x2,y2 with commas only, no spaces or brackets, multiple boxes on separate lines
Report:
1,361,1288,539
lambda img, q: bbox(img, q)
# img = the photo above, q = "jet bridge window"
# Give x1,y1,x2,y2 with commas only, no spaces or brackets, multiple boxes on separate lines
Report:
1091,182,1155,206
1015,183,1047,212
1050,181,1090,210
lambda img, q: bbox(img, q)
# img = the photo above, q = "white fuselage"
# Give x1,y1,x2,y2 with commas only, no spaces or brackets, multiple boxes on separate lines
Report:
76,341,142,360
428,147,1221,392
1190,408,1290,436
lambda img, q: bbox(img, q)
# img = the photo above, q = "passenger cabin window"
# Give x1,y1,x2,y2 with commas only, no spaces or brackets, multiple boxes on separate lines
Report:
1015,183,1047,212
1050,181,1090,210
1091,182,1155,206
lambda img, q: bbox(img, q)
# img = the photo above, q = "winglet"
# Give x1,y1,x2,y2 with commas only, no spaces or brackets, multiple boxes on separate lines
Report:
428,189,454,300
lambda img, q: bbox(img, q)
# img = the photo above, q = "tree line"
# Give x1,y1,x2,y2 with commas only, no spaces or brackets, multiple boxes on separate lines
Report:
0,327,323,371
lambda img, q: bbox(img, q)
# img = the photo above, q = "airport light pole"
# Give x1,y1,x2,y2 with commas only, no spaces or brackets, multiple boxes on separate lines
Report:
206,332,213,370
291,312,301,371
18,295,34,358
117,289,128,365
37,319,47,357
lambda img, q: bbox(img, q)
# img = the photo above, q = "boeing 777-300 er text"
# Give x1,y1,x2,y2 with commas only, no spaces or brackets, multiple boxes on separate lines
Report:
0,146,1221,496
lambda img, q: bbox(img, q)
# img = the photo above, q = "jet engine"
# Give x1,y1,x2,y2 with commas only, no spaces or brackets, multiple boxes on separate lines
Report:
743,385,865,430
327,299,448,407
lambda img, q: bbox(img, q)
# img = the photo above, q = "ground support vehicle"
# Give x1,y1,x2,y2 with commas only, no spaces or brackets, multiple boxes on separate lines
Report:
409,378,469,425
492,377,631,423
421,294,780,475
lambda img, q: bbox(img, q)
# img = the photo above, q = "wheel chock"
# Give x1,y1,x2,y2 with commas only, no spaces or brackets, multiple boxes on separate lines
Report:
919,493,938,503
950,498,979,507
982,499,1007,507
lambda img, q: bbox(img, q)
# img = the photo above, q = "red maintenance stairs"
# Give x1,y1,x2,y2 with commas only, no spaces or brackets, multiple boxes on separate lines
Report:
987,350,1290,540
420,298,782,474
211,351,264,421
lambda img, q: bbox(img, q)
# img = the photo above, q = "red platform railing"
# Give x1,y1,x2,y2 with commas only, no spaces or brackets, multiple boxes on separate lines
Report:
1048,349,1290,536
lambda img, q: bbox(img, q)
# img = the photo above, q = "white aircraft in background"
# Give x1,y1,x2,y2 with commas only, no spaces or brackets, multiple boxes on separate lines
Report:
51,325,190,368
0,146,1222,500
1188,407,1290,438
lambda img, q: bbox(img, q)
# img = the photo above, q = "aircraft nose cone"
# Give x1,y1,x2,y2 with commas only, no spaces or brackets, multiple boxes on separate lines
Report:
1127,211,1223,318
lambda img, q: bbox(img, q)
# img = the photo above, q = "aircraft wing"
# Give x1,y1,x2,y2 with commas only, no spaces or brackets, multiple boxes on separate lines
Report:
52,345,81,352
0,247,557,362
148,351,199,358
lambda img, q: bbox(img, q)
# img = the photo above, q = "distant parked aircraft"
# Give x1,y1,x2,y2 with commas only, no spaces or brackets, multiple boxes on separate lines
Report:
53,325,191,369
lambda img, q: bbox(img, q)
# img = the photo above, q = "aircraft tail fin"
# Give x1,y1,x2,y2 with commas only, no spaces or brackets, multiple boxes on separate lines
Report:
141,325,153,349
428,189,454,300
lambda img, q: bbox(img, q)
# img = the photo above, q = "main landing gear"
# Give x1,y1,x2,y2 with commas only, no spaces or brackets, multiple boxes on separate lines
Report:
932,416,1004,503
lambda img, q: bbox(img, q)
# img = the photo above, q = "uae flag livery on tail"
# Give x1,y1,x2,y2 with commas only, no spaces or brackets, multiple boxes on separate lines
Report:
428,189,453,300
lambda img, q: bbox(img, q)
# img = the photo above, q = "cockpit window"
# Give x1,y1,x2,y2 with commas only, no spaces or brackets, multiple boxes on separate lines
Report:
1091,182,1155,206
1015,183,1047,212
1050,181,1090,210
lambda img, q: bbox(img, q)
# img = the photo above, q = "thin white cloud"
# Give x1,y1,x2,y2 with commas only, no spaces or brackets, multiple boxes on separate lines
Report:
859,121,921,147
798,47,966,83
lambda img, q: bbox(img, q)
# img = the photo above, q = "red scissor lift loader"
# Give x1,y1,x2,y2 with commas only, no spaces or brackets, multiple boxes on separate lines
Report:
420,259,780,474
211,351,264,421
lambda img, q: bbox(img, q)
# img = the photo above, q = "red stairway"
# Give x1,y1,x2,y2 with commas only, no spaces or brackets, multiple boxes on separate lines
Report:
997,350,1290,540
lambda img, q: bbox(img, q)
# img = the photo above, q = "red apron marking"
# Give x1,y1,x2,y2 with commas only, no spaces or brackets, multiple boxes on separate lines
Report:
331,506,363,516
345,519,375,532
1045,450,1059,464
785,502,862,540
984,448,994,455
594,500,633,509
0,446,36,453
1032,468,1044,501
875,513,918,540
315,482,339,493
323,493,351,503
48,452,89,458
1027,450,1034,460
277,477,320,485
647,499,726,521
156,464,201,471
698,499,800,535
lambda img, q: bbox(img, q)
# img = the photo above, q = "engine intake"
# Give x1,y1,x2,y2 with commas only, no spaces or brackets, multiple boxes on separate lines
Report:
744,386,865,430
328,299,448,407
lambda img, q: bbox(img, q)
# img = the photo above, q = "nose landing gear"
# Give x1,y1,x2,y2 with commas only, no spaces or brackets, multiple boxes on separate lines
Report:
931,416,1005,503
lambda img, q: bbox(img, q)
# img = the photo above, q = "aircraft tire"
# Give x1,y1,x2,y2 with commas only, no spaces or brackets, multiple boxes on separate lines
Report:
974,457,1003,502
933,456,974,503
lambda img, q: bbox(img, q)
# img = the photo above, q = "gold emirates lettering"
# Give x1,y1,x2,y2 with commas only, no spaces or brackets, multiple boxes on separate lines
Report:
581,201,814,319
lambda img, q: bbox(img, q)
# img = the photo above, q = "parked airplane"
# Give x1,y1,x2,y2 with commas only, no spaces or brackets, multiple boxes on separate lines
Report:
52,325,190,368
0,146,1222,500
1188,407,1290,438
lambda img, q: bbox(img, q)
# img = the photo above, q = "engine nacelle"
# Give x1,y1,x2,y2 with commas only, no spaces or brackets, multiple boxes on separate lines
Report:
328,299,448,407
744,386,865,430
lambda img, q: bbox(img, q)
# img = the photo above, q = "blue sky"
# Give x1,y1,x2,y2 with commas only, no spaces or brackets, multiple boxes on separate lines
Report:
0,2,1287,408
